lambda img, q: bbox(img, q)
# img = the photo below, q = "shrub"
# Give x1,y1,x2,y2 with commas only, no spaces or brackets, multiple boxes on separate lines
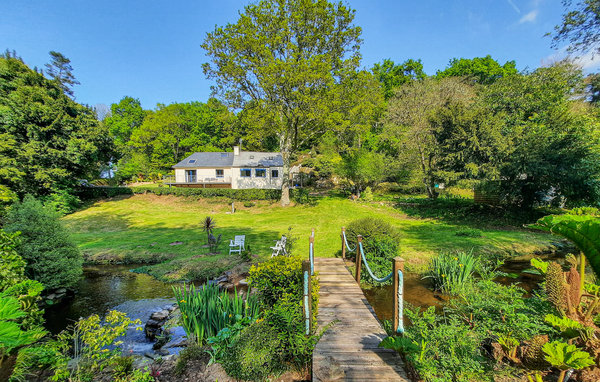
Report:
247,256,305,308
361,186,373,201
74,186,133,200
221,320,285,381
0,230,26,291
43,190,81,215
51,310,142,382
243,201,255,208
424,251,479,295
173,284,260,345
345,217,400,285
4,195,82,290
264,294,317,371
402,306,488,382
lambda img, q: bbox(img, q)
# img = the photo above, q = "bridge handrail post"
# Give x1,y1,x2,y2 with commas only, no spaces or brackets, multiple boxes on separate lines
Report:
354,235,362,283
341,227,346,260
302,259,312,336
393,257,405,334
309,231,315,276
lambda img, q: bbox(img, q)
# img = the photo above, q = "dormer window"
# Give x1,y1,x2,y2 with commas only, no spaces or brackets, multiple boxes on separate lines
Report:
188,159,196,164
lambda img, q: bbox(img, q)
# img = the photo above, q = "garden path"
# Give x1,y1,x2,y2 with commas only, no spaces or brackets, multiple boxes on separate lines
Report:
312,257,408,381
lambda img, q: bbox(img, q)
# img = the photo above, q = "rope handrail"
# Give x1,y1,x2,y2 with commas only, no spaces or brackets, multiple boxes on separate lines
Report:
358,242,394,283
342,231,356,252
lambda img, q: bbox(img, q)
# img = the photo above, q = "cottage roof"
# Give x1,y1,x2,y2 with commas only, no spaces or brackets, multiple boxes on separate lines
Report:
173,151,283,168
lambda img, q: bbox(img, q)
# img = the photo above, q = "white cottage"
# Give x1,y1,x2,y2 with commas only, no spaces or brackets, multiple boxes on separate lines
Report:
171,146,284,189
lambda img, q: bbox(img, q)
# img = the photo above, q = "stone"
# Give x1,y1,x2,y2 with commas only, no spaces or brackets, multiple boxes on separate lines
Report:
46,293,57,300
150,242,157,246
238,279,248,286
144,351,158,360
56,288,67,294
169,241,183,246
158,348,170,356
150,310,169,321
145,319,162,328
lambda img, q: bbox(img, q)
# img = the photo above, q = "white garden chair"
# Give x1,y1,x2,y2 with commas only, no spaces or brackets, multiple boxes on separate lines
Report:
270,236,287,257
229,235,245,255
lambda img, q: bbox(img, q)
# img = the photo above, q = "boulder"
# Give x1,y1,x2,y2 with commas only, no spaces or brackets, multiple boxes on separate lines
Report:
150,309,169,321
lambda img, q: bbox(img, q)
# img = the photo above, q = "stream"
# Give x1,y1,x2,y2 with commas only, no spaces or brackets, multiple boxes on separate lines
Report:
44,265,182,355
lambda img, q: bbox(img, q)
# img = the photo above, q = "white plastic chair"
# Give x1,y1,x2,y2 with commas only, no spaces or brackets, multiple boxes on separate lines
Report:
229,235,245,255
270,236,287,257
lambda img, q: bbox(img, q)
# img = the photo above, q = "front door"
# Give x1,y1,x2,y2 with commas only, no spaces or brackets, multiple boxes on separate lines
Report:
185,170,197,183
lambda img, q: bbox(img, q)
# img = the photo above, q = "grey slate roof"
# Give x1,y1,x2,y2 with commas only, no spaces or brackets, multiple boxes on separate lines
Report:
173,151,282,168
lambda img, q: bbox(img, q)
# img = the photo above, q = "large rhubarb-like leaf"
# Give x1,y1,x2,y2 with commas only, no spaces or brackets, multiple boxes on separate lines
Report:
529,214,600,279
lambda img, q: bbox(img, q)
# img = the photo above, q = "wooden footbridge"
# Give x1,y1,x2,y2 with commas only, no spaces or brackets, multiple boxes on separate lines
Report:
303,230,409,381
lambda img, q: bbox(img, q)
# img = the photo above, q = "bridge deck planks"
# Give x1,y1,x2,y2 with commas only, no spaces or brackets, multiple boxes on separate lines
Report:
312,257,408,381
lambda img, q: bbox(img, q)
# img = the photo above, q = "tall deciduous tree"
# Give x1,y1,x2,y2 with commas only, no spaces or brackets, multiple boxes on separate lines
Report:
201,0,362,205
104,96,147,152
436,55,517,85
385,77,476,199
372,58,426,99
44,51,80,98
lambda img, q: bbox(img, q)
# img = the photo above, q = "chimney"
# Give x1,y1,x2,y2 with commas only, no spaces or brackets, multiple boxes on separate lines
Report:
233,146,240,156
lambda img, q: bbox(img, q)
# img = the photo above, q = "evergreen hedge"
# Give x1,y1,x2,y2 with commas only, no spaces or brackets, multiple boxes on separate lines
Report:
130,186,283,201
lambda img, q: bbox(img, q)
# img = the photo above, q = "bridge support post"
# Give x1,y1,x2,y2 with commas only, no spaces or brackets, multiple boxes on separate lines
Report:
341,227,346,260
302,260,312,336
393,257,405,334
355,235,362,283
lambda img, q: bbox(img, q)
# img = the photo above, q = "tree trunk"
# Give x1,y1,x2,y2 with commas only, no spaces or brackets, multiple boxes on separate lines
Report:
280,134,292,206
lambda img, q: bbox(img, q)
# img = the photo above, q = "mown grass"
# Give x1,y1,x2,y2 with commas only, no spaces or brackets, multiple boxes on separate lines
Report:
63,193,558,281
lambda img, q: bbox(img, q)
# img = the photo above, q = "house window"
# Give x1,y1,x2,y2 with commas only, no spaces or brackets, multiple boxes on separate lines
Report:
271,169,279,178
185,170,197,183
255,169,266,178
188,159,196,164
216,169,224,178
240,169,251,177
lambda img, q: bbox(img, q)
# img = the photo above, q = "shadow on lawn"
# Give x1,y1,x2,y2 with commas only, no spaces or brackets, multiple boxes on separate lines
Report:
393,196,552,228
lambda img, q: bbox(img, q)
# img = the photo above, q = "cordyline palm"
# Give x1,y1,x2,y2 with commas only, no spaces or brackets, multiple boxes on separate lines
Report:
202,216,216,244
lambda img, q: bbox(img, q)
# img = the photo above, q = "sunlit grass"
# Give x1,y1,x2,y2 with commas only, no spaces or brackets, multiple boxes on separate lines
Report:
63,194,556,280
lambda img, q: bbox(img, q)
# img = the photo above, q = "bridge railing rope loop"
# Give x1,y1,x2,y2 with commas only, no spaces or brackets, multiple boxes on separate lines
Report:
343,228,405,334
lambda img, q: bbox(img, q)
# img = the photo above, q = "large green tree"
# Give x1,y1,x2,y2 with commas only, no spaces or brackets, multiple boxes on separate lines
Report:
122,99,234,178
104,96,146,152
201,0,363,205
482,62,600,207
385,77,480,198
436,55,517,85
0,54,113,196
372,58,426,99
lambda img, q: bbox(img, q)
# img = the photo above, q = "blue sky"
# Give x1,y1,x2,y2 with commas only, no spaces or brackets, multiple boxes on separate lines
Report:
2,0,595,109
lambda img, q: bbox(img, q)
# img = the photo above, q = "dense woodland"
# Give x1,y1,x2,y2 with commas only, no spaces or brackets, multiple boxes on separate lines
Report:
2,47,600,208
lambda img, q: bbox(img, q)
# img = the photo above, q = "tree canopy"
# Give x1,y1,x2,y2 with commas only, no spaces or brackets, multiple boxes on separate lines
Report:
44,51,80,98
436,55,518,85
372,58,426,99
552,0,600,56
202,0,364,205
0,54,113,196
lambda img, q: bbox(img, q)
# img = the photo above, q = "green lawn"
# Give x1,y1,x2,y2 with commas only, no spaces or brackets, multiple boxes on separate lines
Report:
64,194,557,281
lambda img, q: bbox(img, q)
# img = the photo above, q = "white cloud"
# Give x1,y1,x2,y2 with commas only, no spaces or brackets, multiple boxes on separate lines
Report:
519,9,538,24
542,47,600,71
